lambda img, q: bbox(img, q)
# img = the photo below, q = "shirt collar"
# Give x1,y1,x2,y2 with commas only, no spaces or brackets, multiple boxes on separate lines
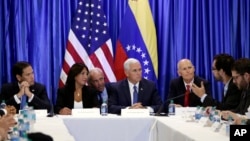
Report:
183,79,194,87
128,80,139,90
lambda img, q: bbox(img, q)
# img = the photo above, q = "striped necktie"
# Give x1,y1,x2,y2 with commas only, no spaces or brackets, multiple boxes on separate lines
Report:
133,85,138,104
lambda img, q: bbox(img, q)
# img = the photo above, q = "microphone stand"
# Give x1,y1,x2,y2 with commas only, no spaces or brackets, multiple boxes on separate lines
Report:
155,93,186,116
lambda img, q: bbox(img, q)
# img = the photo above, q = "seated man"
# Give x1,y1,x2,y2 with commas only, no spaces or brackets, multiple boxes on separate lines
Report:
0,61,51,113
166,59,211,109
88,67,114,106
108,58,162,115
221,58,250,121
192,54,241,110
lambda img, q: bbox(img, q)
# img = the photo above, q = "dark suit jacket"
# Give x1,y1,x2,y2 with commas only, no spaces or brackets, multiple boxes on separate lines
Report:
166,76,211,108
0,82,51,113
96,83,114,106
108,79,162,114
202,79,241,110
55,85,99,114
232,89,250,115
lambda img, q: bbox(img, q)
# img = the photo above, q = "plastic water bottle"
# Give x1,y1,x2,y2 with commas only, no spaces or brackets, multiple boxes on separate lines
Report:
168,100,175,116
226,116,233,136
101,101,108,116
27,106,36,132
10,127,20,141
194,106,201,121
208,106,216,121
213,111,221,123
213,111,221,132
241,119,247,125
0,100,6,109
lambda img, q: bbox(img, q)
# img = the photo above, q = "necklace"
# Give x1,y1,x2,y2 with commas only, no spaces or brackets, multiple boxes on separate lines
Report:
75,91,80,97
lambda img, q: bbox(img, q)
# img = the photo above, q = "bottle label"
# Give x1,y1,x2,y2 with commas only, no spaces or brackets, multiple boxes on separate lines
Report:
101,103,108,116
168,104,175,115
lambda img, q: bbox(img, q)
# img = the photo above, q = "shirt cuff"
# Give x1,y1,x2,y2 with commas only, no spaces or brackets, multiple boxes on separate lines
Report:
14,94,21,104
28,94,34,102
200,94,207,103
147,106,154,113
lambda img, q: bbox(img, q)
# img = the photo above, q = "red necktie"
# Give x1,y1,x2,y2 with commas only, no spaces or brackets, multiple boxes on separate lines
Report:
184,85,190,107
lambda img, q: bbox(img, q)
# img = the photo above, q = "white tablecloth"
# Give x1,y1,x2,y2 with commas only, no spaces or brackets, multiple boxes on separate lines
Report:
33,116,75,141
154,116,228,141
61,115,156,141
33,114,229,141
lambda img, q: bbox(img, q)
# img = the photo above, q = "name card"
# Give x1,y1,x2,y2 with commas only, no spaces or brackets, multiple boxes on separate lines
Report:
176,107,196,117
121,109,150,117
72,108,100,117
35,110,47,117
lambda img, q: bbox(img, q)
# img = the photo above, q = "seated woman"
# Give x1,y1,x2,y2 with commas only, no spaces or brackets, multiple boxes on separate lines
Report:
55,63,99,115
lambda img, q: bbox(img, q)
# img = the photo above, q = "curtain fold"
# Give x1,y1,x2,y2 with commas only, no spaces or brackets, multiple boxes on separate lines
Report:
1,0,249,104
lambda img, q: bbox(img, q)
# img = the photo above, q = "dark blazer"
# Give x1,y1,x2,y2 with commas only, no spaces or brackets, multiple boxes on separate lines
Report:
96,83,114,106
166,76,211,107
202,79,241,110
0,82,51,113
55,85,99,114
232,89,250,115
108,78,162,115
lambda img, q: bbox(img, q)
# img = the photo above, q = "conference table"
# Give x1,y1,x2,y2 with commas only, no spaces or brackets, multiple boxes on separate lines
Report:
34,114,229,141
155,116,228,141
33,116,75,141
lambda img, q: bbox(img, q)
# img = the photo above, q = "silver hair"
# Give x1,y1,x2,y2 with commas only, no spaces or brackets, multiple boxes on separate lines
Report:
123,58,140,71
177,59,193,70
88,67,103,81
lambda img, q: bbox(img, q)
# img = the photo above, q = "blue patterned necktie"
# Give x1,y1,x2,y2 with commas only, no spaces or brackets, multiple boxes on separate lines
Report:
101,91,108,103
20,95,27,110
133,85,138,104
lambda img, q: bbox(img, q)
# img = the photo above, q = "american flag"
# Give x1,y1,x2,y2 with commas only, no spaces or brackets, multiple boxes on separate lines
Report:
59,0,116,87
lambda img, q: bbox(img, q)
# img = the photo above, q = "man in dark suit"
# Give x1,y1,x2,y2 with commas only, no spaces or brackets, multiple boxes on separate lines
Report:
108,58,162,115
221,58,250,121
192,54,241,110
166,59,211,109
0,61,51,113
88,67,114,106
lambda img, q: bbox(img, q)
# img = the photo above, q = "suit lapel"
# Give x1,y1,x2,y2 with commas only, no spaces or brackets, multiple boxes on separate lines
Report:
123,80,132,105
223,79,233,102
138,80,144,103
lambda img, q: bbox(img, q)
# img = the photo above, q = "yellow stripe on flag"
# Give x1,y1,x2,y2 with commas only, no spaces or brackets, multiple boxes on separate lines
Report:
129,0,158,78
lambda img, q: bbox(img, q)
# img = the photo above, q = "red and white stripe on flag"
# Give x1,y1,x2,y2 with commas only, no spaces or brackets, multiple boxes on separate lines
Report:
59,0,116,88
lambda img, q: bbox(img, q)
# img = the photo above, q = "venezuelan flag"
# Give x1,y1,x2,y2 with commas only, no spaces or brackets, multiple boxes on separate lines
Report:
114,0,158,82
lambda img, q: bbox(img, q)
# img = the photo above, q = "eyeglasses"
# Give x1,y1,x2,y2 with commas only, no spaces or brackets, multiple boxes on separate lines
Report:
232,74,242,80
212,67,217,71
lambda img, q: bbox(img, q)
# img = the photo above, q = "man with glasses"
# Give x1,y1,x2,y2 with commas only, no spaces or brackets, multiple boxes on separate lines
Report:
221,58,250,122
230,58,250,114
192,54,241,110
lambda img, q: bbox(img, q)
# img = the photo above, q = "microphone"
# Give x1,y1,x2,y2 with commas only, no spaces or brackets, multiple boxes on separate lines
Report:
155,93,186,116
0,109,7,116
47,101,54,117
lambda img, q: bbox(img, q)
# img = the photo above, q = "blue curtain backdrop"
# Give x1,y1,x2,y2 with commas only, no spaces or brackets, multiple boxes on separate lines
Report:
0,0,249,104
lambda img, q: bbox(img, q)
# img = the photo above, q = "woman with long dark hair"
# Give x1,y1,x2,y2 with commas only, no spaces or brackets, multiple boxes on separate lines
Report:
55,63,98,115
